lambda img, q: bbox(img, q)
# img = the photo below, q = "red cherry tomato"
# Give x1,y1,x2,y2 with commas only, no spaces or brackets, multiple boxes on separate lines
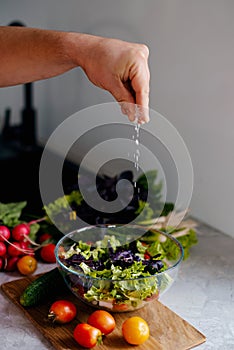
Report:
38,233,52,244
0,226,11,242
87,310,116,335
12,223,30,241
144,252,151,260
17,255,37,275
112,302,129,312
40,243,56,263
73,323,102,349
48,300,77,324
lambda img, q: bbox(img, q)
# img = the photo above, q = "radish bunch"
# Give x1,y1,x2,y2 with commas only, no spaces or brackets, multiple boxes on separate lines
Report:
0,224,35,272
0,223,56,272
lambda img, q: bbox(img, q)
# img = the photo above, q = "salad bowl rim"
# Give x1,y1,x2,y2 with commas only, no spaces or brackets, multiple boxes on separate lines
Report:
55,224,184,282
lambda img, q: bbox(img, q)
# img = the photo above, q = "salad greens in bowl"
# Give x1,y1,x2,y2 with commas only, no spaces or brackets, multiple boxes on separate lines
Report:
55,225,184,312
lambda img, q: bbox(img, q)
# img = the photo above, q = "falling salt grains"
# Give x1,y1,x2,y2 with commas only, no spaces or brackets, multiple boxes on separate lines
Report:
131,105,142,193
133,121,141,190
135,149,140,171
135,122,140,139
134,122,140,172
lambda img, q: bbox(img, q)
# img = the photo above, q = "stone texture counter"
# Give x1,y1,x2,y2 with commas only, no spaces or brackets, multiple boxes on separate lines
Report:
1,221,233,349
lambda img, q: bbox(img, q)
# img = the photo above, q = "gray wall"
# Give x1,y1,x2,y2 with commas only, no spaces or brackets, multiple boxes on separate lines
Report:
1,0,234,237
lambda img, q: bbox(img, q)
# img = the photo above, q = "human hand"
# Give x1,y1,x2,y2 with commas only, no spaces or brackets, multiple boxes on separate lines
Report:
70,34,150,123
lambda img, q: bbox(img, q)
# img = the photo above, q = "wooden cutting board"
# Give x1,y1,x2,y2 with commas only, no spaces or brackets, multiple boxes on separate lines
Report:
1,274,206,350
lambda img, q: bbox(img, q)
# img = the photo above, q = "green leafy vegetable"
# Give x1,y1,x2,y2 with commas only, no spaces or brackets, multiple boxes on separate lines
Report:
43,190,83,219
137,170,162,197
176,229,198,260
135,200,154,221
147,241,164,258
28,223,40,241
61,233,177,308
0,201,27,227
136,170,164,216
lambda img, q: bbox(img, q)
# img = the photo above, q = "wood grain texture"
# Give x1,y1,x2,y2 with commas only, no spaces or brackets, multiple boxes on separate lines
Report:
1,274,206,350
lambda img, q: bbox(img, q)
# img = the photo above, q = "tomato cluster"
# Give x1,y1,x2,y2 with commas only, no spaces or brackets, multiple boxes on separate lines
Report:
0,224,56,274
73,310,116,348
47,300,149,349
75,312,150,348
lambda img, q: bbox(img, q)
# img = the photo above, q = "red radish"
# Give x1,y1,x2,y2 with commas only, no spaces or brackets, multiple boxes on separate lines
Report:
25,246,34,256
5,256,19,272
20,241,29,250
12,223,30,241
19,241,34,255
0,257,4,270
7,242,22,256
0,242,7,257
0,226,11,242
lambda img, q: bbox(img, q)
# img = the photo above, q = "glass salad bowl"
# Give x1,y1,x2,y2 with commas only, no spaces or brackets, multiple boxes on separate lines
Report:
55,225,184,312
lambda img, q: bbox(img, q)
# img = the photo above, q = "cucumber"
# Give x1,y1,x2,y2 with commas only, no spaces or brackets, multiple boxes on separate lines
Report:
20,268,65,307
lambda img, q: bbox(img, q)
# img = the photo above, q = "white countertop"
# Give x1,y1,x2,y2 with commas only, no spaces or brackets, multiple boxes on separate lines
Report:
0,221,234,350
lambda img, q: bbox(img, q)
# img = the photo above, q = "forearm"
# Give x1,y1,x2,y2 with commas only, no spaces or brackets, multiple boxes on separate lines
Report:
0,26,150,121
0,26,86,86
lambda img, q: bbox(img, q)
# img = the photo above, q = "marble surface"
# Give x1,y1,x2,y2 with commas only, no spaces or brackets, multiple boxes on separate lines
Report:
0,221,234,350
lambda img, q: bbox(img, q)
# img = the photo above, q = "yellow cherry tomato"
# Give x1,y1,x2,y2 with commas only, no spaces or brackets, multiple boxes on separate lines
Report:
122,316,150,345
17,255,37,275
